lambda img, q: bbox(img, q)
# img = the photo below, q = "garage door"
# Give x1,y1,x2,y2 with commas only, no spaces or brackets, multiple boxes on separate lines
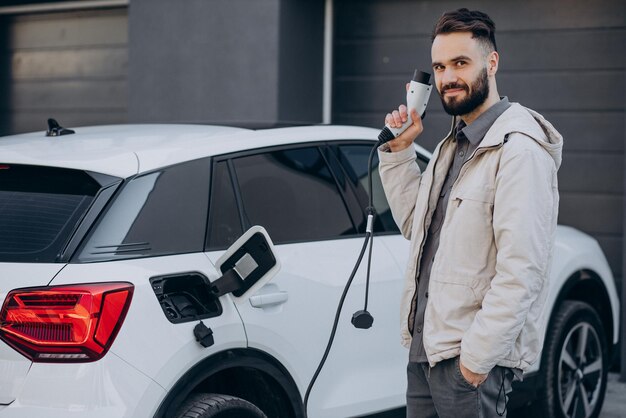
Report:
0,7,128,136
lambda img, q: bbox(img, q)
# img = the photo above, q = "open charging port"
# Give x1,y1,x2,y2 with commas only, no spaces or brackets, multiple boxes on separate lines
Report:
150,272,223,324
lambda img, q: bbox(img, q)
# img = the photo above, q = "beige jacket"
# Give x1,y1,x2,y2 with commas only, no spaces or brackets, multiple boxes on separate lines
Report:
378,103,562,374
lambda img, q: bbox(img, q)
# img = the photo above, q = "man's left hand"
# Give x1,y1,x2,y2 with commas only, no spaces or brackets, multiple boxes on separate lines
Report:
459,361,488,387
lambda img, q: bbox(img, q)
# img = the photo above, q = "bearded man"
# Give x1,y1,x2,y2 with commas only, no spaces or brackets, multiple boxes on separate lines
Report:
378,8,563,418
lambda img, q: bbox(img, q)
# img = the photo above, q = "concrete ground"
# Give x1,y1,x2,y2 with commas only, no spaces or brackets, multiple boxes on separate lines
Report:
600,373,626,418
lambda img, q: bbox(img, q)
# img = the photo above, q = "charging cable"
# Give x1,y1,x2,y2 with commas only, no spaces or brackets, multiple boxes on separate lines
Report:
303,69,431,417
303,144,380,417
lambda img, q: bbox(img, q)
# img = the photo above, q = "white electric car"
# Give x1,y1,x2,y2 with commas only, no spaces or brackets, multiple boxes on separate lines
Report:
0,122,619,418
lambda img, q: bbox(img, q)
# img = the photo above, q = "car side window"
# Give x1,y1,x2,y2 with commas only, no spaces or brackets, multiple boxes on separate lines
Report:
76,158,211,262
231,146,356,244
206,161,243,250
332,144,400,234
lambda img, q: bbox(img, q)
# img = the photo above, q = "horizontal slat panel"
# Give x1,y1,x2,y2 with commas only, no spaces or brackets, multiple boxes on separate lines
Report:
9,79,127,110
498,29,626,72
335,29,625,76
9,47,127,79
7,9,127,49
1,8,128,136
558,193,623,235
542,112,624,152
558,153,623,194
335,0,624,39
2,109,127,135
498,72,624,111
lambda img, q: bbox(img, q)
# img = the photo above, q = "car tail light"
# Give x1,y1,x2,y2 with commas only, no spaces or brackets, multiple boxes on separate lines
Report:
0,282,133,362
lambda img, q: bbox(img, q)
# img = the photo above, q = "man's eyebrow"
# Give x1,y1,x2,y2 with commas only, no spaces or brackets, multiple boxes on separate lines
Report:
431,55,473,67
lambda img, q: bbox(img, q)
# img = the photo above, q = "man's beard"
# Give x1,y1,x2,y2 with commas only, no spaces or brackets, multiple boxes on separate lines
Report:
439,67,489,116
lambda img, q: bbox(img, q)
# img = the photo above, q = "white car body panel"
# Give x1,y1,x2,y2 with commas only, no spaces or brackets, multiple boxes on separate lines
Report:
48,253,247,389
550,226,619,345
207,235,408,417
1,352,163,418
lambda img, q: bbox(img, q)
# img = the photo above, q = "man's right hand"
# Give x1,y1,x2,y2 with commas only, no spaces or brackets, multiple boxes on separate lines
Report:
384,84,424,152
384,105,424,152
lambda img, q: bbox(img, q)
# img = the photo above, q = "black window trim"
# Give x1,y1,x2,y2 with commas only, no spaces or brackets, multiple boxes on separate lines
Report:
204,140,406,250
60,179,123,263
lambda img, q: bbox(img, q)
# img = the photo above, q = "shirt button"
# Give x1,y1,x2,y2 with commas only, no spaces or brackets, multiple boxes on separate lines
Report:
459,150,465,157
416,327,422,333
425,292,429,298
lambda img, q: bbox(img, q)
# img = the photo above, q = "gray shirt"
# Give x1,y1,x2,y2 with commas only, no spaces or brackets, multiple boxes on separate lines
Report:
409,97,511,363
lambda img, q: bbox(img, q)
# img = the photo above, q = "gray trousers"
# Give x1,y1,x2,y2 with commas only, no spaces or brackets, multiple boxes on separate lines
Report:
406,357,515,418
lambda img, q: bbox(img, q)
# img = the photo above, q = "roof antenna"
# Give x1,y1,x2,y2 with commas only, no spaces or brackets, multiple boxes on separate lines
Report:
46,118,75,137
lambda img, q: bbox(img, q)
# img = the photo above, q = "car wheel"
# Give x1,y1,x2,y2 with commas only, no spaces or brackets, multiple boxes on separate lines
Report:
175,393,268,418
537,300,608,418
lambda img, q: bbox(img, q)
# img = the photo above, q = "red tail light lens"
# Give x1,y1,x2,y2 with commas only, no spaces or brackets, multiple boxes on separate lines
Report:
0,282,133,362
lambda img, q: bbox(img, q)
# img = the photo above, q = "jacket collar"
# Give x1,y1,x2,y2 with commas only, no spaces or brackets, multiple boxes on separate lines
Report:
445,103,546,150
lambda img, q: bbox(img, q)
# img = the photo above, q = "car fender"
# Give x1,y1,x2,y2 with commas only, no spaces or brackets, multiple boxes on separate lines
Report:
528,225,620,375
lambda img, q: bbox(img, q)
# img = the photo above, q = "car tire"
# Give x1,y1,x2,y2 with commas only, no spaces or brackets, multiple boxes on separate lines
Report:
175,393,268,418
533,300,608,418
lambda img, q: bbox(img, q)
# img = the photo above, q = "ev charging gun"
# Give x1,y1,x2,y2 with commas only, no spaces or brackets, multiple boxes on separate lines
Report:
378,70,432,144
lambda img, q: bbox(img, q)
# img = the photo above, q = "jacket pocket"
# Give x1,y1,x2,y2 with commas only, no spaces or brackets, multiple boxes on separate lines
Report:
426,273,481,347
453,185,494,205
442,185,496,277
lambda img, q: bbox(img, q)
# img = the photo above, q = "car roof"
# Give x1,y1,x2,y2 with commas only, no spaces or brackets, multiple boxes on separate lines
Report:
0,124,432,178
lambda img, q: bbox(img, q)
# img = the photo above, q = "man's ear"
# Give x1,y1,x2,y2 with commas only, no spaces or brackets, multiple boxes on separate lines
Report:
488,51,499,76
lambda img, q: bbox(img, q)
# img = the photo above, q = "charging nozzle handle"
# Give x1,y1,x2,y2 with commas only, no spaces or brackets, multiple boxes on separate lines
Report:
378,69,432,145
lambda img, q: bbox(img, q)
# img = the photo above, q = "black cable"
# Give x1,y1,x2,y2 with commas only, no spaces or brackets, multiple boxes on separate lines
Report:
363,232,373,311
363,143,379,311
303,141,382,418
367,144,378,209
303,231,371,417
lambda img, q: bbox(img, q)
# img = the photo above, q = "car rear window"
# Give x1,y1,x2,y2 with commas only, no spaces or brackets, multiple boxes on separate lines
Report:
0,164,103,263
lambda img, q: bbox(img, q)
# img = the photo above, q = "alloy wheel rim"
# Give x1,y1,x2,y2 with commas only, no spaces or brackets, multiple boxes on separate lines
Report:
558,321,603,418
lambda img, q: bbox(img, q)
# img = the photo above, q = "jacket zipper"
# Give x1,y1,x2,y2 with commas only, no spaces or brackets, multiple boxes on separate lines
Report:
407,137,451,333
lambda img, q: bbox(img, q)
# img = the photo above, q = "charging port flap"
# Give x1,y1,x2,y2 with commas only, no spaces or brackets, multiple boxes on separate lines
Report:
214,225,281,304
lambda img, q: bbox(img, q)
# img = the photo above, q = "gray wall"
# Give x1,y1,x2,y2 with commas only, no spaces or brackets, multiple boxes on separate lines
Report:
0,8,128,135
127,0,324,128
333,0,626,287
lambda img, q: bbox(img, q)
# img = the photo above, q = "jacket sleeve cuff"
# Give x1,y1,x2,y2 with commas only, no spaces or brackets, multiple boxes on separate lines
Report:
377,144,417,164
460,351,493,375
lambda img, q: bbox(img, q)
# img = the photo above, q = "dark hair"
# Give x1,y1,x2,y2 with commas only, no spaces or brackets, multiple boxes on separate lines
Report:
432,8,497,52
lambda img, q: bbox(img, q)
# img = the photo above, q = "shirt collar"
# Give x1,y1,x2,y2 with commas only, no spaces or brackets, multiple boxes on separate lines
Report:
455,97,511,146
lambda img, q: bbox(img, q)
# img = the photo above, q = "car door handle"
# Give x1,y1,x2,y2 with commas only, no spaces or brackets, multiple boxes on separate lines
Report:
249,291,288,308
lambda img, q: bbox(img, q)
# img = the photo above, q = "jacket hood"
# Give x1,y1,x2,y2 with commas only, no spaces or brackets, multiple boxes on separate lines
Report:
485,103,563,170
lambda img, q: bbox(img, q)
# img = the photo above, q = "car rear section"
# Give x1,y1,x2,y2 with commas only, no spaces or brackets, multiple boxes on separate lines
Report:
0,163,166,417
0,149,257,417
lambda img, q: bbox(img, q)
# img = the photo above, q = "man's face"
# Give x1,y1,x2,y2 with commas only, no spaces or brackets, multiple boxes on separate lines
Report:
431,32,491,116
